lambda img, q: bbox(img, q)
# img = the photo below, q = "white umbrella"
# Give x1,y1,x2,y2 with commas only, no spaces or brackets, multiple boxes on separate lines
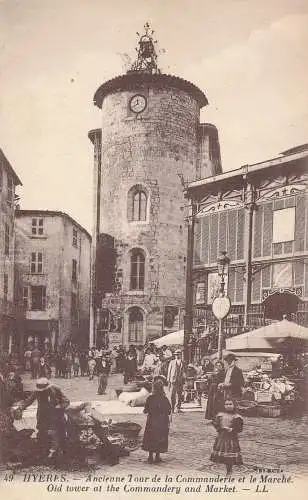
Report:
226,319,308,351
151,330,184,348
259,318,308,340
226,333,272,351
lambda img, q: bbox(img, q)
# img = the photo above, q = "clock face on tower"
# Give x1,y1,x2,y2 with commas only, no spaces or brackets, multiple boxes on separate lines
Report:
129,94,147,113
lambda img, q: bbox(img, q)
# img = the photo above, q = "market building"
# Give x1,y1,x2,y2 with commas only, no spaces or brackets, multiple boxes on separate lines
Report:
89,24,222,347
185,143,308,353
0,148,22,353
14,210,91,351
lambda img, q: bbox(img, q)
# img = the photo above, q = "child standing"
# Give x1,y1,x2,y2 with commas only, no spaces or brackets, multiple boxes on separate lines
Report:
142,377,171,464
210,398,243,475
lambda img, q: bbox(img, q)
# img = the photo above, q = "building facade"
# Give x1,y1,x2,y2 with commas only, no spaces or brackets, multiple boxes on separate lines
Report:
185,144,308,351
15,210,91,350
89,26,222,347
0,149,22,354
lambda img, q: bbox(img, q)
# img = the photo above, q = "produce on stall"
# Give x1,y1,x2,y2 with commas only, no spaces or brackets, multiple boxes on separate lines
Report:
225,318,308,417
65,402,141,464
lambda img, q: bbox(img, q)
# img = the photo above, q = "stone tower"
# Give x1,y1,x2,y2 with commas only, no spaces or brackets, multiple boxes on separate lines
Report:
89,24,222,347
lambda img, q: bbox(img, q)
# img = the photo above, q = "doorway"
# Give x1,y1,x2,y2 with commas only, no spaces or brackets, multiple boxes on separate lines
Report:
263,292,300,321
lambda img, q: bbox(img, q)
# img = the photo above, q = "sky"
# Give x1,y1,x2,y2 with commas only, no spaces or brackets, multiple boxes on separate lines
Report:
0,0,307,232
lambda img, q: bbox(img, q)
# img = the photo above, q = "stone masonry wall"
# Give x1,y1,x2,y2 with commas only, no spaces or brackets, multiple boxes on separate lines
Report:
93,78,215,342
99,84,199,301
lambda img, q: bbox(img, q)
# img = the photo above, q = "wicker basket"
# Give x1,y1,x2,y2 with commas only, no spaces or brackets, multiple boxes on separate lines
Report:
237,400,258,417
257,404,281,418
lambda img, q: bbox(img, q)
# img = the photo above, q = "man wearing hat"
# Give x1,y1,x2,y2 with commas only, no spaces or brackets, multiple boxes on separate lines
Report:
167,350,184,413
17,377,70,459
97,351,111,395
220,353,244,400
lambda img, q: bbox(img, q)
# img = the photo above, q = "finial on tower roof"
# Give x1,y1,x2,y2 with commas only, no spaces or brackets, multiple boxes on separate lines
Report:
128,22,160,74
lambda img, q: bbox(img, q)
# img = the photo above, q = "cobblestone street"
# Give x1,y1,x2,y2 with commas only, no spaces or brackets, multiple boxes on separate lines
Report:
18,373,308,478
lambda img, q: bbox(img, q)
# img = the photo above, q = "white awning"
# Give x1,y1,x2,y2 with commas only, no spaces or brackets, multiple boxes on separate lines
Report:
226,319,308,351
151,330,184,347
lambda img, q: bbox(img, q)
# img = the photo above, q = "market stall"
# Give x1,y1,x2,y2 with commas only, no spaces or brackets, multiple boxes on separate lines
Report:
211,350,280,371
225,319,308,417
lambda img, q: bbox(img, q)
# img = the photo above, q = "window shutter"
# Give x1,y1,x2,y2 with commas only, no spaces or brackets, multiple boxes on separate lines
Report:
209,213,218,264
295,195,305,252
294,261,304,286
236,209,245,260
193,220,201,265
262,203,272,256
227,210,237,261
253,205,263,258
201,216,209,265
218,211,227,254
261,266,271,288
228,268,236,303
235,270,244,303
252,271,261,303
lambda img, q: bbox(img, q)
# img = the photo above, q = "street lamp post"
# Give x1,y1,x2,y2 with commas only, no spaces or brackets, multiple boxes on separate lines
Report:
212,251,231,361
217,251,230,296
184,204,195,364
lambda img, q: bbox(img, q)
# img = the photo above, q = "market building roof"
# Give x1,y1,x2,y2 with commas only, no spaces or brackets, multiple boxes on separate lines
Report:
186,143,308,197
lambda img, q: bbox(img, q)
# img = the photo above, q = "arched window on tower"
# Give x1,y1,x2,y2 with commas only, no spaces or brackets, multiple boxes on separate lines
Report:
128,307,144,344
127,185,147,222
130,248,145,290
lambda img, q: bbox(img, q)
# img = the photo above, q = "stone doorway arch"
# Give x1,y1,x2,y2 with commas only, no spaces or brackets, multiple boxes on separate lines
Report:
263,292,301,321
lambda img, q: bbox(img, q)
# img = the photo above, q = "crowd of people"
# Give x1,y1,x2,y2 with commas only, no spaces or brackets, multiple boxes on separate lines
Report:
0,339,248,474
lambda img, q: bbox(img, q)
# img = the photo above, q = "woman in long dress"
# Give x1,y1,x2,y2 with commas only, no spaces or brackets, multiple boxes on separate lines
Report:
205,361,225,420
142,378,171,463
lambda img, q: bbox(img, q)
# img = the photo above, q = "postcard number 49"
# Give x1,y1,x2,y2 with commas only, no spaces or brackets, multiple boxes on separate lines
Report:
4,472,14,482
